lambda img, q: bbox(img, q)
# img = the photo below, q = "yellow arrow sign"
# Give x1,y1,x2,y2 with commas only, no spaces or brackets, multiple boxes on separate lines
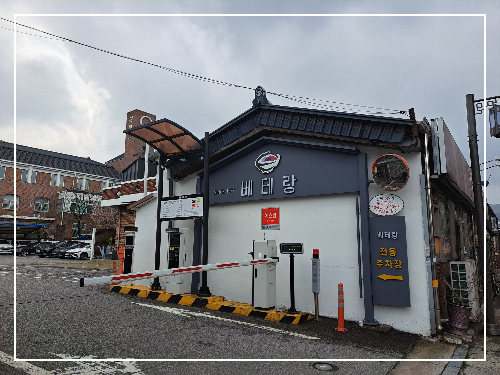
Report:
377,274,403,281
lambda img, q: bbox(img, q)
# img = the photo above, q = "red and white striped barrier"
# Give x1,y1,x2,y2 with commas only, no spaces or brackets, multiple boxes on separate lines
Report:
80,258,278,287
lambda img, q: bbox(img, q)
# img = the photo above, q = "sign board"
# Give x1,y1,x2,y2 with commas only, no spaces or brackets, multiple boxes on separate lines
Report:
262,207,280,230
160,195,203,219
208,139,360,205
369,194,404,216
124,226,138,232
280,243,303,254
369,216,410,307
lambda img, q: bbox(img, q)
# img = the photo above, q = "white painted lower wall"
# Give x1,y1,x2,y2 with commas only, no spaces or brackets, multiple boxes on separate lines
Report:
129,148,432,335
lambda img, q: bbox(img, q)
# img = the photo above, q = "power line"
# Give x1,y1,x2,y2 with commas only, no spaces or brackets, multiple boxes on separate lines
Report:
1,17,409,117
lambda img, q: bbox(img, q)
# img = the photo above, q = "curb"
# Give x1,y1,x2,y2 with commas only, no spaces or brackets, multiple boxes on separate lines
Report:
110,284,311,325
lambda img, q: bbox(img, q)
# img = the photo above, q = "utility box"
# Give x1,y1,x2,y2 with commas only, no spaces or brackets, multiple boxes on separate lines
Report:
253,240,277,309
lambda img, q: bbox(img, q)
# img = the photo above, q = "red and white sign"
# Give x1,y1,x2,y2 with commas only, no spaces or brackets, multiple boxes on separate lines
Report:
262,207,280,230
369,194,404,216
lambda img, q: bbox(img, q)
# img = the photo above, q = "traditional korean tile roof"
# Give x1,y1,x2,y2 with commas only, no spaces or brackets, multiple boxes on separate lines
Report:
167,102,415,179
0,140,121,179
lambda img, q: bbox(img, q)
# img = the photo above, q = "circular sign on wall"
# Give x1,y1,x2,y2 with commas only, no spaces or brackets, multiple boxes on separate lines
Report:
369,194,404,216
372,154,410,192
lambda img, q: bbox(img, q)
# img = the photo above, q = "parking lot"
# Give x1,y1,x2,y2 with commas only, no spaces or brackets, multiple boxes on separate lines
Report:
0,254,423,374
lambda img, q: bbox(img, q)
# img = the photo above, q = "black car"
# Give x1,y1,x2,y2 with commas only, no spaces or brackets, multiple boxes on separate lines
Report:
37,241,74,258
36,241,60,257
16,241,38,256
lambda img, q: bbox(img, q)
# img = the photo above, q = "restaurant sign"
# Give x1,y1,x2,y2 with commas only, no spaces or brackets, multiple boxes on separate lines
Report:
369,194,404,216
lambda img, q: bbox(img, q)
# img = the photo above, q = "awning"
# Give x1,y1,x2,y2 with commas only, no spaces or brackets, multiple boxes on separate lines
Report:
123,118,203,157
0,222,48,238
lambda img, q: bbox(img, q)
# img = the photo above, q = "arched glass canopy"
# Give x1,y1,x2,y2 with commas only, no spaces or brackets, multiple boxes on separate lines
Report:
123,118,203,157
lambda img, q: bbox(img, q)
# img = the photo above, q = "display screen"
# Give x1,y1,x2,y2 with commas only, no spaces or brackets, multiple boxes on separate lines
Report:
280,243,303,254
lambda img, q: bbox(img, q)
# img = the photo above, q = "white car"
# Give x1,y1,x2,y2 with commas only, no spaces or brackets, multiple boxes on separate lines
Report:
65,243,92,260
0,239,14,255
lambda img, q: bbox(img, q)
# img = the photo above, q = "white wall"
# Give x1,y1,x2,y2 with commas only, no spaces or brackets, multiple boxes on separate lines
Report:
131,147,432,335
204,148,431,335
129,197,157,287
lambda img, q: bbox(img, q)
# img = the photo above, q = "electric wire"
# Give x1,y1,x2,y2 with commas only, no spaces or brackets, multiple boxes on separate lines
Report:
2,17,409,117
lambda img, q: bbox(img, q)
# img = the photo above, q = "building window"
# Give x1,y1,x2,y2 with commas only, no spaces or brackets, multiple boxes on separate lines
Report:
34,198,49,212
50,174,57,186
77,178,89,190
21,169,28,182
59,176,64,187
72,223,86,238
0,166,5,180
30,171,37,184
2,195,19,210
100,181,106,192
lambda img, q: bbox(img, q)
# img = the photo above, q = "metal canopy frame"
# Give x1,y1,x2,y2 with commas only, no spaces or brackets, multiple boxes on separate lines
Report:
124,120,210,296
123,118,203,158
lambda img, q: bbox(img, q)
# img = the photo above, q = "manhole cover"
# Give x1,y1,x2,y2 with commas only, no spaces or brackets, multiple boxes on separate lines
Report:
313,362,338,372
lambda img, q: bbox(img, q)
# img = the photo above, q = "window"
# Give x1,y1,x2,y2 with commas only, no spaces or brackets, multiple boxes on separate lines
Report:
72,223,86,238
21,169,28,182
50,174,57,186
0,166,5,180
30,171,37,184
100,181,106,192
34,198,49,212
77,178,89,190
2,195,19,210
59,176,64,187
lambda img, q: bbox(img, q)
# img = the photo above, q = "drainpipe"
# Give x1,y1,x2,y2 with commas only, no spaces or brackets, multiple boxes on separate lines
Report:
116,206,121,252
143,144,149,197
424,132,441,333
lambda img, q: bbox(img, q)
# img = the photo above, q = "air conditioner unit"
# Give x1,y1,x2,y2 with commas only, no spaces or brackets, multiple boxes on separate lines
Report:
449,260,481,320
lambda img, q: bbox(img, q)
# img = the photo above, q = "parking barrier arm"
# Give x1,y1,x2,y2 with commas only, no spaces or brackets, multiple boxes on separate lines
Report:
80,258,278,287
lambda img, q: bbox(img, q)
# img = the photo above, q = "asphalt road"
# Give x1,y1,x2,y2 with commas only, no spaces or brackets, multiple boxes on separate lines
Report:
0,254,420,374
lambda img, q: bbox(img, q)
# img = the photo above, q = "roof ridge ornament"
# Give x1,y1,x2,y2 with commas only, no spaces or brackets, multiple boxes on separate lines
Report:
253,86,272,107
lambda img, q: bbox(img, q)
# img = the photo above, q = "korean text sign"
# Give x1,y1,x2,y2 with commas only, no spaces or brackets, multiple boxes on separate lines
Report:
369,216,410,307
262,207,280,230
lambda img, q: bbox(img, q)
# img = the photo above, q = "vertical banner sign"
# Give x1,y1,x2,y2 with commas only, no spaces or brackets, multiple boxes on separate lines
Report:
262,207,280,230
369,216,410,307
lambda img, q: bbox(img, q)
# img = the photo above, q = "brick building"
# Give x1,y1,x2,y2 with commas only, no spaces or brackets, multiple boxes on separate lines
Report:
102,109,158,250
0,140,121,241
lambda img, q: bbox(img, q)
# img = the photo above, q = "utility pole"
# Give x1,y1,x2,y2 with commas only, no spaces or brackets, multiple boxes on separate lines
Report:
466,94,497,335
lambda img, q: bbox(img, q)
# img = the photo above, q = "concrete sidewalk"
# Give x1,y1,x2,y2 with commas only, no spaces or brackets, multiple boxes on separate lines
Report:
389,295,500,375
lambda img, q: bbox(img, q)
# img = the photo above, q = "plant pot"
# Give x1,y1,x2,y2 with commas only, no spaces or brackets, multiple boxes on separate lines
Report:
447,303,472,336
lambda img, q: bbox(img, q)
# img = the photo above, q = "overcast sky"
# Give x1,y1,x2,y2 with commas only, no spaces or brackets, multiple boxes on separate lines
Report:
1,1,499,203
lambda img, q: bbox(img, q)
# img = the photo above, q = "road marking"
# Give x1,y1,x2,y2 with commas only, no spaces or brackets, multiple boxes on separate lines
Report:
133,302,320,340
0,351,52,374
0,351,144,374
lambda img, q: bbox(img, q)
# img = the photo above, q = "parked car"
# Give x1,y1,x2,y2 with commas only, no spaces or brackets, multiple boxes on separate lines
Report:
37,240,79,258
16,241,38,255
65,243,92,260
35,241,58,257
55,242,87,258
0,239,14,255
